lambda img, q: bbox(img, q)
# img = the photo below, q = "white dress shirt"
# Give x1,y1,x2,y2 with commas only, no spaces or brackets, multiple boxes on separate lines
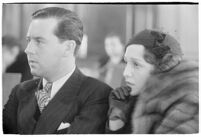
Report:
42,66,76,100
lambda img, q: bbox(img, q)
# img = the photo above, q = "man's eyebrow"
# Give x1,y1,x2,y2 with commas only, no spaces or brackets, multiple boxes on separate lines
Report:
26,36,45,41
34,37,45,40
26,36,30,39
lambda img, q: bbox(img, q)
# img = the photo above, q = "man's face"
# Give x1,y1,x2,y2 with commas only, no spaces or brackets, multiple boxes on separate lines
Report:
25,18,66,79
123,44,154,96
104,36,123,57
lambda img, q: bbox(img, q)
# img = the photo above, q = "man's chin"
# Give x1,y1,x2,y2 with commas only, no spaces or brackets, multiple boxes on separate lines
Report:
30,69,41,77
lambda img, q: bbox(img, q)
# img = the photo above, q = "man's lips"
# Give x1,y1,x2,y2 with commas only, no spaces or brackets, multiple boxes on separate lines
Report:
28,60,38,64
29,60,36,63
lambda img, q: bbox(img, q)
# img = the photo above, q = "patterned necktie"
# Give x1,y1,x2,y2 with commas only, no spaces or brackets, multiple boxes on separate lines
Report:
36,82,52,112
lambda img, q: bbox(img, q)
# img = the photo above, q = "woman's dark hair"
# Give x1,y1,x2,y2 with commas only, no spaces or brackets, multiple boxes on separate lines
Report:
32,7,83,54
126,29,183,73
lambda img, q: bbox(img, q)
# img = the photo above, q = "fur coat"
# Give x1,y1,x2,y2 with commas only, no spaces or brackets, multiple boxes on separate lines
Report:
131,60,198,134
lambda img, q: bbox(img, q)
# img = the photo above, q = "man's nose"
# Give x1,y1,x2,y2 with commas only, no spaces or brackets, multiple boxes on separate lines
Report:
24,41,35,54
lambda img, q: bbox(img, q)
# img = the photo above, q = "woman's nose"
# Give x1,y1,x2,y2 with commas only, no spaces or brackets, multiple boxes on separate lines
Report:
123,64,133,78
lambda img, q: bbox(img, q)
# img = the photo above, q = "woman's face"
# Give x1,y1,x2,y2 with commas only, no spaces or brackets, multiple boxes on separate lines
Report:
123,44,154,96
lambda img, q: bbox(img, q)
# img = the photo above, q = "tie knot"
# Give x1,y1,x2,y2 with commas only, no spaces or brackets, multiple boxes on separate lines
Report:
44,82,52,93
36,82,53,112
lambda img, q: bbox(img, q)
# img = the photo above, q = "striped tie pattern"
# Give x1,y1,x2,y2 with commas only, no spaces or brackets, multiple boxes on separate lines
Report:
36,82,52,112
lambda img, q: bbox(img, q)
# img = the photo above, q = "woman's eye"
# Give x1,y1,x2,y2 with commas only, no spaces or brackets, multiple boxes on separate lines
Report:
134,62,139,66
133,62,140,68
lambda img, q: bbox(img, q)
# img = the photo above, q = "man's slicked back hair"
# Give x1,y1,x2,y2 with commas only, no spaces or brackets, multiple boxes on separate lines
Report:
32,7,83,54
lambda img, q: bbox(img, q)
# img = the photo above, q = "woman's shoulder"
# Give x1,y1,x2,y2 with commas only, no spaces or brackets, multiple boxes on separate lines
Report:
141,60,198,113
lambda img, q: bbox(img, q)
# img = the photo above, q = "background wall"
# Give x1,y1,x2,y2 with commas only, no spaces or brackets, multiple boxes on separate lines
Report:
2,3,198,61
2,3,198,106
130,4,198,60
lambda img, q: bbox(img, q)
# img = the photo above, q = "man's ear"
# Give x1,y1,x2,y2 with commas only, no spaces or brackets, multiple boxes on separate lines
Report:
63,40,76,56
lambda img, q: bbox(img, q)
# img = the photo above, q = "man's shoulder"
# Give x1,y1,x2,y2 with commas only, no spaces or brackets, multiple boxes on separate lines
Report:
80,76,112,96
84,76,112,89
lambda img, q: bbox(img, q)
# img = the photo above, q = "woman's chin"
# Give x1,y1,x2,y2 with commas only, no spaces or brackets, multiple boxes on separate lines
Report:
130,89,140,96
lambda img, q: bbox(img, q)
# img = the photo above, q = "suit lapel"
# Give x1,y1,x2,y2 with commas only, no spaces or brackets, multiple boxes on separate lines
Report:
18,79,41,134
34,68,86,134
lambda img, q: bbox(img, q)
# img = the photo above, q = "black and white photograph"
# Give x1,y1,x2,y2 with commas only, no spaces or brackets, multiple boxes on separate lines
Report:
1,1,199,134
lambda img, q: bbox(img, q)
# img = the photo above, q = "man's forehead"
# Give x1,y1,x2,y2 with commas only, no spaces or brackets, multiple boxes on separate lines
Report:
31,17,58,23
27,18,58,37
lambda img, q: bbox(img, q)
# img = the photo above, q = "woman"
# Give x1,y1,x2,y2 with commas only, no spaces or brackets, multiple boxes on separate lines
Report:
106,29,198,134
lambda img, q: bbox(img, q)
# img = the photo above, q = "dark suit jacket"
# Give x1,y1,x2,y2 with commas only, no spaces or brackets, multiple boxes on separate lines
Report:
3,68,112,134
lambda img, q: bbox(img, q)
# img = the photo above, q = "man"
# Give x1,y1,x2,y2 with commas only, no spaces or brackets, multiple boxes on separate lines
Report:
3,7,112,134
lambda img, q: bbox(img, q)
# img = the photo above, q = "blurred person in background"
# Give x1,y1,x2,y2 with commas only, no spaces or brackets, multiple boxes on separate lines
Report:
3,7,111,134
2,35,32,82
2,36,33,82
99,33,125,88
2,36,20,73
106,29,198,134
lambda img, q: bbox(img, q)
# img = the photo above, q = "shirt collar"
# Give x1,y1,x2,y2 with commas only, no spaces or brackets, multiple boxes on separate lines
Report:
42,66,76,98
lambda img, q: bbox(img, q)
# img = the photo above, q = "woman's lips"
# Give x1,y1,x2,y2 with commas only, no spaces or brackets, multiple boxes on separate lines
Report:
126,81,135,86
